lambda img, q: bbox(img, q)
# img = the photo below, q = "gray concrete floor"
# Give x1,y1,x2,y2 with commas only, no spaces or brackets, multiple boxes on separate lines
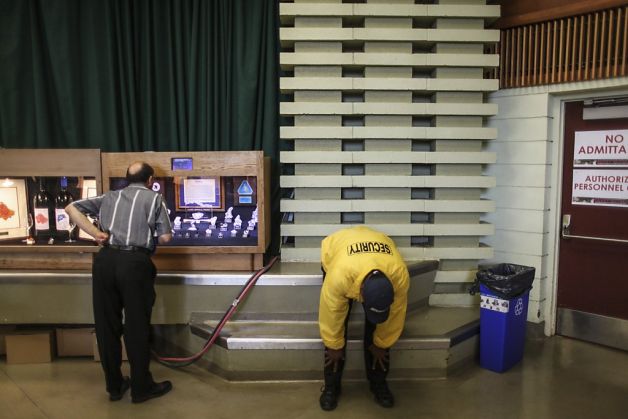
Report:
1,336,626,419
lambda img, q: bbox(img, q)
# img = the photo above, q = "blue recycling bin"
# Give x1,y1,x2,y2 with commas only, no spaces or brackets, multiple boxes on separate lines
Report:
479,284,530,372
472,263,535,373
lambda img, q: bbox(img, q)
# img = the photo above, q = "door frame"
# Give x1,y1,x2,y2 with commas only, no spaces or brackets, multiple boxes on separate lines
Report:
546,84,628,337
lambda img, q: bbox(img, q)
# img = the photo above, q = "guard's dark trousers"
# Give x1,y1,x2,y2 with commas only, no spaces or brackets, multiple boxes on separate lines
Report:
323,300,390,389
92,247,156,396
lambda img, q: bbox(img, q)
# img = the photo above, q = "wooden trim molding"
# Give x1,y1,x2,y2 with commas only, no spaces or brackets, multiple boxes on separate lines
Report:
493,0,628,29
489,5,627,88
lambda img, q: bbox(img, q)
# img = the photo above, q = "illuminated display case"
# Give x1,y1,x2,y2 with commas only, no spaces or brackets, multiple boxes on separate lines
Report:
101,151,270,271
0,149,103,270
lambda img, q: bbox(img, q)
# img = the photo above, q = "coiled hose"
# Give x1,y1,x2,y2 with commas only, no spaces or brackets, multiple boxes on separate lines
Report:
152,255,279,368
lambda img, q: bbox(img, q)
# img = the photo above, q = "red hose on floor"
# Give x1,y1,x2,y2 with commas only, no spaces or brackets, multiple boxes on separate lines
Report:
152,255,279,368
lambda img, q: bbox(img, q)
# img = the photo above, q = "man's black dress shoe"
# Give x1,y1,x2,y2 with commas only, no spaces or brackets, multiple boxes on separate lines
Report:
131,380,173,404
109,377,130,401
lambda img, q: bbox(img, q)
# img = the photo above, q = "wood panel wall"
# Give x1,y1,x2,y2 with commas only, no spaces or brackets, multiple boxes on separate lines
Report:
489,5,627,88
493,0,628,28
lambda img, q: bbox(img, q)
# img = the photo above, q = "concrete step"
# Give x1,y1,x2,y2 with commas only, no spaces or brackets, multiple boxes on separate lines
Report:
188,306,479,381
151,259,480,381
161,259,440,322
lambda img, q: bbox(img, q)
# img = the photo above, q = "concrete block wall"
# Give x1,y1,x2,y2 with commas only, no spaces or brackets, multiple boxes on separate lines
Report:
279,0,500,305
482,91,551,322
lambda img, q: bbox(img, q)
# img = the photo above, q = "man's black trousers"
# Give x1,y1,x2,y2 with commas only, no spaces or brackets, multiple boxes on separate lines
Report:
92,247,156,396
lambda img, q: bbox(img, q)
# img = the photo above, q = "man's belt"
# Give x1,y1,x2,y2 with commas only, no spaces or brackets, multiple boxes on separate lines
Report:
107,244,152,255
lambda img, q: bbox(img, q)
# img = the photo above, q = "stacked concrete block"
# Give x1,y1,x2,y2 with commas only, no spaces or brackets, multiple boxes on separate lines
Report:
279,0,500,304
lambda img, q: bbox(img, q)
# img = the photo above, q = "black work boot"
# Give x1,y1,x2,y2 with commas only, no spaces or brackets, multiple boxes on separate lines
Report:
370,380,394,408
321,346,345,411
319,381,341,411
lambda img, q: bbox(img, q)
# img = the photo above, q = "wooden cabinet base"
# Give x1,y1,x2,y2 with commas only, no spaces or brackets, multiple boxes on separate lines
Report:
153,252,264,271
0,250,94,270
0,249,265,271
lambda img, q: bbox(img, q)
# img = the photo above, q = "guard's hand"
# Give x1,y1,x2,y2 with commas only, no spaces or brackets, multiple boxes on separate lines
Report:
94,231,109,246
324,348,344,373
368,344,389,371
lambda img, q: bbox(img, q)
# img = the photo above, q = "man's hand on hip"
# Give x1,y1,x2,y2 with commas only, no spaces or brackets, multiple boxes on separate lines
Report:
94,231,109,245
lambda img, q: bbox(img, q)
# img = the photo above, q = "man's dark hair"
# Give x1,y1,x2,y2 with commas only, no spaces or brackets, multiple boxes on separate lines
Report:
126,162,154,184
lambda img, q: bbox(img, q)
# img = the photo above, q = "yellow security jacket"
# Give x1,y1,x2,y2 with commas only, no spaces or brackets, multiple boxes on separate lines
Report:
319,226,410,350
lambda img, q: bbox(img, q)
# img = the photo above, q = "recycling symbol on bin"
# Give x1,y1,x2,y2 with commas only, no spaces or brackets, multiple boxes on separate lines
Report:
514,298,524,316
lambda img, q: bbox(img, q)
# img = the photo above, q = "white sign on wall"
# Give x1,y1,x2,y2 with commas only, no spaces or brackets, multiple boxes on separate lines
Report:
574,130,628,168
572,169,628,207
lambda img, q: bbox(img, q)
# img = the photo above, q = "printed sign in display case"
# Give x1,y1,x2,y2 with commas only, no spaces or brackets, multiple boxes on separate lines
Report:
101,151,270,271
0,149,103,270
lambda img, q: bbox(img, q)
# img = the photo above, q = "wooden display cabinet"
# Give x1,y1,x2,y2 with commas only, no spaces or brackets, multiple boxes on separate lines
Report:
0,149,102,270
101,151,270,271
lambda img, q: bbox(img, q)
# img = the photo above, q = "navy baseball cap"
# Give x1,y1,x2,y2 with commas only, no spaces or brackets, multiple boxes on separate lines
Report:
362,271,394,324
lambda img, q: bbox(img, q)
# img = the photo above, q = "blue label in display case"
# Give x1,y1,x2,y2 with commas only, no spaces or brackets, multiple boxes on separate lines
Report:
237,180,254,195
172,158,193,171
237,179,254,204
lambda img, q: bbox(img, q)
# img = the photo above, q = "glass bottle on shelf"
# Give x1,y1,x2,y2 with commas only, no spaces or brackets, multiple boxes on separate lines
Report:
55,176,74,240
33,177,54,241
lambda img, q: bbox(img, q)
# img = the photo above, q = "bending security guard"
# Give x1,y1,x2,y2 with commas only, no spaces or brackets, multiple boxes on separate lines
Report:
318,226,410,411
66,162,173,403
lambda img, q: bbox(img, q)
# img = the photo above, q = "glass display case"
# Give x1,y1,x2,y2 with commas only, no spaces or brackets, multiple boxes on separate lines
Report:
107,175,260,247
0,149,269,271
101,151,270,271
0,149,102,270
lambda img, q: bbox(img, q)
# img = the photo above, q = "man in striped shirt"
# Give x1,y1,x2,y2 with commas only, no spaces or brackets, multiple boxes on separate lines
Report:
66,161,173,403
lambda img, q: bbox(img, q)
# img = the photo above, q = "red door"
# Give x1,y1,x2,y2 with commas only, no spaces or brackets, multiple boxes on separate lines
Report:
557,100,628,350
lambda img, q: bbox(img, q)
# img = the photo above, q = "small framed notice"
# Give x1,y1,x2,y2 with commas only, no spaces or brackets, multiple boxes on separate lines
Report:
175,177,223,210
0,178,28,241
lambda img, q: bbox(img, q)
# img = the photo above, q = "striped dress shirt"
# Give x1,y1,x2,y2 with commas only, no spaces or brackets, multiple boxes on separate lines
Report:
72,183,172,250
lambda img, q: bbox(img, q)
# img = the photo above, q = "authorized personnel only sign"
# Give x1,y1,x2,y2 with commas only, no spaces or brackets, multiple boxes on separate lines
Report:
574,130,628,167
572,169,628,207
573,130,628,207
